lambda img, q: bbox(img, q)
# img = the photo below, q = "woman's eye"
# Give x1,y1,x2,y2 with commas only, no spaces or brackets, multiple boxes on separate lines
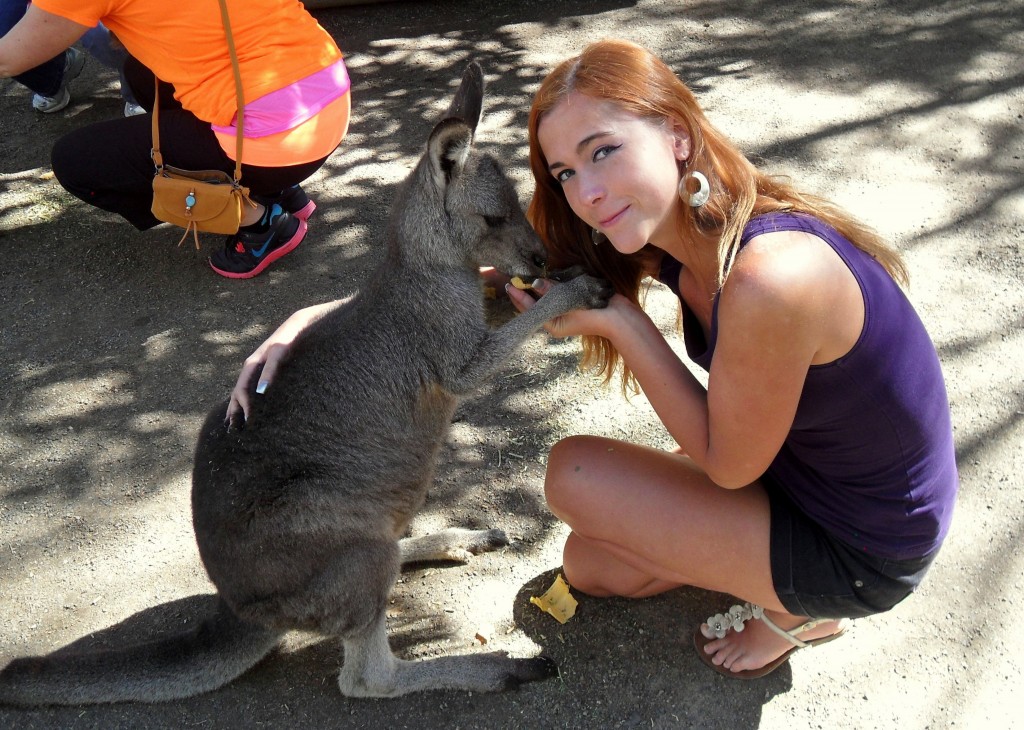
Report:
593,144,620,162
555,169,574,184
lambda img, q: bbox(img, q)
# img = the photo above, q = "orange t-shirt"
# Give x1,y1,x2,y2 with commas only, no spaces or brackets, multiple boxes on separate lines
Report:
34,0,343,127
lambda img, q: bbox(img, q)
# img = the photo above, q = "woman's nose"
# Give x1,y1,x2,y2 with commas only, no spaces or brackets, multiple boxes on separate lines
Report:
578,172,605,206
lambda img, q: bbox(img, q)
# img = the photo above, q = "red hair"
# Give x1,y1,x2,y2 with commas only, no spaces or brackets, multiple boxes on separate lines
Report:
527,39,906,389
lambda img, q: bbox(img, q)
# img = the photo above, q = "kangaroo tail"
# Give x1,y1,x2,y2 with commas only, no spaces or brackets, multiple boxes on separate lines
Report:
0,596,282,707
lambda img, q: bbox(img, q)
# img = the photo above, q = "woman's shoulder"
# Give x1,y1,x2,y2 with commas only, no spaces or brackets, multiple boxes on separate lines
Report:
723,223,861,338
722,219,866,364
729,227,837,300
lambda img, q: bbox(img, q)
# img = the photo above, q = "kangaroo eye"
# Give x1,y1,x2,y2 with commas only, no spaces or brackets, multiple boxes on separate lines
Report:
483,215,504,227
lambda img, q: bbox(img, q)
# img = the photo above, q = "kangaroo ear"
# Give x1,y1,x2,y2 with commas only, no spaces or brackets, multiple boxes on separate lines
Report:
427,118,474,188
443,62,484,134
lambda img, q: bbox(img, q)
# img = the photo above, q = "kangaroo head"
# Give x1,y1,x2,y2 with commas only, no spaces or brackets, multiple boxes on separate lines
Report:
395,63,548,280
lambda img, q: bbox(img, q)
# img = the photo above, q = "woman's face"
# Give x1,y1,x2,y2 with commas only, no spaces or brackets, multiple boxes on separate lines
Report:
537,91,690,255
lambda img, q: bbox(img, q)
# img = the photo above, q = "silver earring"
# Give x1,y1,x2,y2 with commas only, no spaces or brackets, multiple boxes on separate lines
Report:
592,228,607,246
678,170,710,207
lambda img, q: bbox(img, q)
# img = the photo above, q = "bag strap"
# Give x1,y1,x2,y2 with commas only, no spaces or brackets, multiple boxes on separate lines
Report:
151,0,245,183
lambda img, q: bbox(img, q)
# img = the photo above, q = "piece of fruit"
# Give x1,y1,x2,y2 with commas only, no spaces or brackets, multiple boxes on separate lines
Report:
530,574,578,624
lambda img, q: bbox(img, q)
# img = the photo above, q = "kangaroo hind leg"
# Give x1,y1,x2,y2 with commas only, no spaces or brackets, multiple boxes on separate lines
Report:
338,612,557,697
399,527,508,565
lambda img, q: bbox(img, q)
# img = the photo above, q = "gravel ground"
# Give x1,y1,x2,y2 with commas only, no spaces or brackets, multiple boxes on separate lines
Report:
1,1,1022,728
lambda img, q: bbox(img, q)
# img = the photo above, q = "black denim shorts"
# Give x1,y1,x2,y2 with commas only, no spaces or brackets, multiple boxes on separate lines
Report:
766,483,938,619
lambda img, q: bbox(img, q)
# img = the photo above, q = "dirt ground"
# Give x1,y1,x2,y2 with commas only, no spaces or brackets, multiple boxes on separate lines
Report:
1,1,1022,728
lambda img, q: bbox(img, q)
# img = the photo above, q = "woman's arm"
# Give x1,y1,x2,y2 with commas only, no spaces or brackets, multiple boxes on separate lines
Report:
693,231,858,486
602,289,809,488
507,281,722,468
226,299,347,426
0,5,89,79
508,231,850,489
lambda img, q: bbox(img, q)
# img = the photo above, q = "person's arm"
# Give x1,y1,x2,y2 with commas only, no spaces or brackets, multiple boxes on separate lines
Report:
0,5,89,78
512,287,742,479
596,286,811,488
507,232,837,489
226,299,348,426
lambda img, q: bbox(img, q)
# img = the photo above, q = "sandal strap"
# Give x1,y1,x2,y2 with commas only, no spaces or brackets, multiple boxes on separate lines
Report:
703,602,834,648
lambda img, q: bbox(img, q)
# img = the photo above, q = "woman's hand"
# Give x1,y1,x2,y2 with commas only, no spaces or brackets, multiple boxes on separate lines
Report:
225,300,342,427
505,277,627,340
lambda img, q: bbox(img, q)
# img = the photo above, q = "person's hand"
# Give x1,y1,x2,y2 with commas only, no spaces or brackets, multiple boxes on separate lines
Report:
225,301,340,427
505,277,625,340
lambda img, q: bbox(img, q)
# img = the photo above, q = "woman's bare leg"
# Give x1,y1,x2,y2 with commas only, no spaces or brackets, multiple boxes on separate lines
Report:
545,435,843,674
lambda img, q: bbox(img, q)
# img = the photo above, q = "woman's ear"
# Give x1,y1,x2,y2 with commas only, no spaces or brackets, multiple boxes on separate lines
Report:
670,120,691,161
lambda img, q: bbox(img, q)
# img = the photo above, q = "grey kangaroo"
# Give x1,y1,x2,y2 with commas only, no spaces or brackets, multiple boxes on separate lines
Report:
0,63,611,706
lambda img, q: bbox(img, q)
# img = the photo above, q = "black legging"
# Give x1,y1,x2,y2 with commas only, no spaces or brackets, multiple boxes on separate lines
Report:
51,56,331,231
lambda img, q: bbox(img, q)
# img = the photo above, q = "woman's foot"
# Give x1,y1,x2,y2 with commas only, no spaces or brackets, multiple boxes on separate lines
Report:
695,606,845,678
208,204,306,279
276,184,317,222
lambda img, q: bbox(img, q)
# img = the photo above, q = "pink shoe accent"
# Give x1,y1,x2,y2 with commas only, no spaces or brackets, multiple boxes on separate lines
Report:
209,218,308,280
292,199,316,222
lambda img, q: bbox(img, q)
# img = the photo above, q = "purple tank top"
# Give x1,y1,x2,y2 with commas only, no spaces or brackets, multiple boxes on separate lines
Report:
658,213,957,559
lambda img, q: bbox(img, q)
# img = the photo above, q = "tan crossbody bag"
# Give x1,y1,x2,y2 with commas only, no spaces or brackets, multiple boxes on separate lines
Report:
150,0,254,248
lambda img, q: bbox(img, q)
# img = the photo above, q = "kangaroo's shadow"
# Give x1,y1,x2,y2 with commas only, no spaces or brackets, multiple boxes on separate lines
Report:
42,595,220,658
34,588,459,687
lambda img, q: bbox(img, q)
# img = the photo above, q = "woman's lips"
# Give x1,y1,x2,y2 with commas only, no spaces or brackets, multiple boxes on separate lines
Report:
599,206,628,228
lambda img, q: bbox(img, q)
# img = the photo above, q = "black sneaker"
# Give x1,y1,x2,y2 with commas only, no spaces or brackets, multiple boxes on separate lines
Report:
254,185,316,223
208,204,306,279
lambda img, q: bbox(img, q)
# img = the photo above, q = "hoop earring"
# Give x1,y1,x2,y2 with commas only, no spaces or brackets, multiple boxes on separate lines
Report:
592,228,607,246
678,170,710,208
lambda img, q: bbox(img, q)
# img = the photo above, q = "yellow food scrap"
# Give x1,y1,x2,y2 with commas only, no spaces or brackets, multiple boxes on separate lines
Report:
482,285,497,300
509,276,533,290
530,574,578,624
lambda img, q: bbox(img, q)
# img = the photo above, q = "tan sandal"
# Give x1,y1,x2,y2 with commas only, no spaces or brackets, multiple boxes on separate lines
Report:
693,602,847,679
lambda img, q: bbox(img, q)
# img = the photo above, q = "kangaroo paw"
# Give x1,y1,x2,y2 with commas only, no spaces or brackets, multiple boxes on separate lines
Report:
399,527,509,564
500,655,559,690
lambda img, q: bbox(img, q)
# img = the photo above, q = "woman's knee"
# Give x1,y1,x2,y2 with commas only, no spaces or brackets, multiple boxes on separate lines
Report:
49,117,163,229
50,130,90,196
544,435,606,520
50,127,117,204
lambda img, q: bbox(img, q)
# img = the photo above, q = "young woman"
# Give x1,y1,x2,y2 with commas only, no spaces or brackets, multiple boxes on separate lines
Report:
220,39,958,679
0,0,351,279
505,38,957,678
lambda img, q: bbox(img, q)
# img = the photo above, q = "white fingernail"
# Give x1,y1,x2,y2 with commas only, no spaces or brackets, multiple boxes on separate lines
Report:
256,381,268,394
